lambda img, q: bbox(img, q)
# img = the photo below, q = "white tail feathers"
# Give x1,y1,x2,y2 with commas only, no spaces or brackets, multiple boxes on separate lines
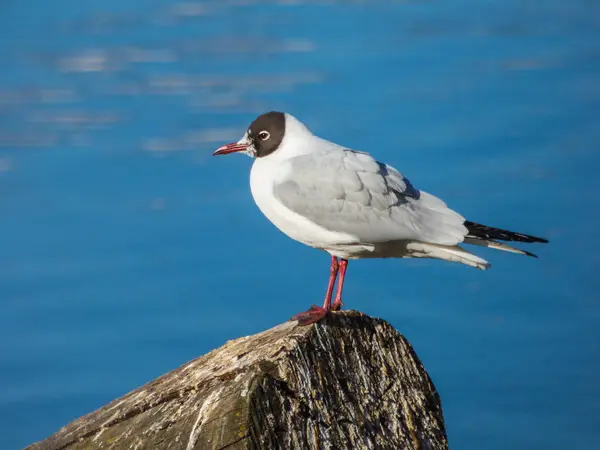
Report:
463,237,537,258
404,237,538,270
406,242,491,270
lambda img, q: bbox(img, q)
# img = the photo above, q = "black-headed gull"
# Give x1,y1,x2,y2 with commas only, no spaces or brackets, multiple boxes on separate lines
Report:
213,112,548,325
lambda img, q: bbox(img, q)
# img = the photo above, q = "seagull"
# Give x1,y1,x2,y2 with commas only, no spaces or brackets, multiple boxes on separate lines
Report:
213,111,548,325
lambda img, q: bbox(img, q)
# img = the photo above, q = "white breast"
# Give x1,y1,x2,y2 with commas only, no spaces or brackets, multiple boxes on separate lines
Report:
249,157,362,256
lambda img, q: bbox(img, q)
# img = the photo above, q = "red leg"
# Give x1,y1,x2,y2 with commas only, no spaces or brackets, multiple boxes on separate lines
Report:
291,256,339,326
331,259,348,311
321,256,339,311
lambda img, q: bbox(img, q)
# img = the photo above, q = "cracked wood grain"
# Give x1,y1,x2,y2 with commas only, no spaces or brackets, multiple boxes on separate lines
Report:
25,311,449,450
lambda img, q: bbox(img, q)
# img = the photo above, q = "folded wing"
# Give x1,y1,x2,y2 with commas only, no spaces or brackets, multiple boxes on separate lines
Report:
273,149,468,246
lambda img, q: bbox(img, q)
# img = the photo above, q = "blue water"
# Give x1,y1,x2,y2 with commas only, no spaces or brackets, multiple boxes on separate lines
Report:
1,1,599,448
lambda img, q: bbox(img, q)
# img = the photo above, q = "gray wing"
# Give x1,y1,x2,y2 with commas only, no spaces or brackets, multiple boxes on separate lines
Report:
273,149,468,246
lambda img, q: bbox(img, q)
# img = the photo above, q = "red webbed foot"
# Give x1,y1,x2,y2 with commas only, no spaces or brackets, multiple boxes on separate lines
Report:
290,305,328,326
331,298,343,311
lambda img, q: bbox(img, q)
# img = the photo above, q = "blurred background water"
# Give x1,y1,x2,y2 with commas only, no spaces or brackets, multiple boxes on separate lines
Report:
1,0,599,448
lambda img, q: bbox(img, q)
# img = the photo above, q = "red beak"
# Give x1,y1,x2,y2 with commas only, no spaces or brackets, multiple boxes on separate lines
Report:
213,142,248,156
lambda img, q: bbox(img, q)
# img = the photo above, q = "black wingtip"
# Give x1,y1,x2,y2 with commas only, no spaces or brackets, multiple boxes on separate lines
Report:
465,220,549,244
523,249,539,258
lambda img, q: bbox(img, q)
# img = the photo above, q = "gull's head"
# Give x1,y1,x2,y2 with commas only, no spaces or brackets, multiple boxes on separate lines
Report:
213,111,286,158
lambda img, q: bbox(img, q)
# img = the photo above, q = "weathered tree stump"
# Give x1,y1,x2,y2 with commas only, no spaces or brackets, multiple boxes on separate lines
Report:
26,311,448,450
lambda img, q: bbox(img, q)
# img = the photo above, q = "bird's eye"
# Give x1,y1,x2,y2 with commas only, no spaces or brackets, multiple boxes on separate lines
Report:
258,131,270,140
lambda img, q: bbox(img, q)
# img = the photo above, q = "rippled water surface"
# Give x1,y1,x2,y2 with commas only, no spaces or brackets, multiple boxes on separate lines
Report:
1,1,599,448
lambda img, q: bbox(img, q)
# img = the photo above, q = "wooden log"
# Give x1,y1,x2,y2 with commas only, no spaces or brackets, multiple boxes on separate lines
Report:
25,311,449,450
